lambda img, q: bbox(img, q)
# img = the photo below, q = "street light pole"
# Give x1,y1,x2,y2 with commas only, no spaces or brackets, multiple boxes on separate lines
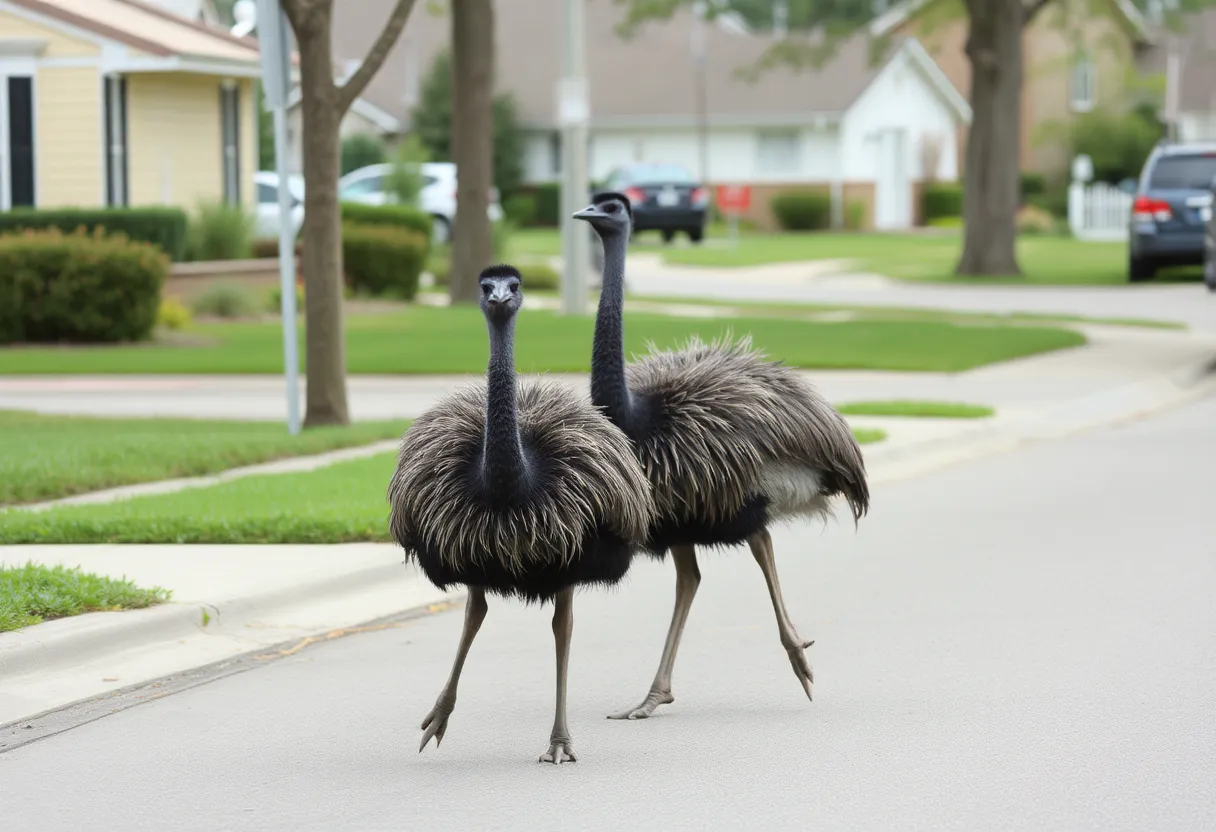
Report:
692,2,708,187
558,0,590,316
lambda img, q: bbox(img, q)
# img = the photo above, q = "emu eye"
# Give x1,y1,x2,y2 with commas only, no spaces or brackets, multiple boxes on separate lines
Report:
481,283,492,295
605,203,620,214
509,281,520,291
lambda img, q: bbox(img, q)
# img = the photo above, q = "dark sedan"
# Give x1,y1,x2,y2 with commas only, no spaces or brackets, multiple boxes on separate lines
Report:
601,163,709,243
1128,141,1216,282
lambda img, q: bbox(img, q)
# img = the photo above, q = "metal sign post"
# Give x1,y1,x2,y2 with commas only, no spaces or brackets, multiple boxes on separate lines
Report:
254,0,300,434
558,0,590,316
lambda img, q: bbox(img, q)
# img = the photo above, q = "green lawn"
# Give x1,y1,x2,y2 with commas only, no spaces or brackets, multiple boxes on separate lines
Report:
837,401,995,419
0,306,1085,376
0,562,172,633
510,226,1204,286
0,429,887,545
0,410,409,506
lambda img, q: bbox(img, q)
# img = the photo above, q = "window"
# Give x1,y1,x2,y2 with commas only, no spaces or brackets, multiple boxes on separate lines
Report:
1148,154,1216,190
257,182,277,204
1070,54,1095,113
5,76,35,208
339,174,383,199
756,129,802,175
103,75,128,207
220,82,241,205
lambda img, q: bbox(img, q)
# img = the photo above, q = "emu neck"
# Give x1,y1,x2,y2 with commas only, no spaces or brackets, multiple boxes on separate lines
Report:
591,230,636,432
482,315,528,499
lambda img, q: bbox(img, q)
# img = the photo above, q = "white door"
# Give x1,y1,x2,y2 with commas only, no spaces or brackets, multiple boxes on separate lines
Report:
874,128,911,231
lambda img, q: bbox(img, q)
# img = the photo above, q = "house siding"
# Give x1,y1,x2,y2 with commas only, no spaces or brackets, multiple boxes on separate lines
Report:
0,10,100,58
126,72,253,210
34,66,104,207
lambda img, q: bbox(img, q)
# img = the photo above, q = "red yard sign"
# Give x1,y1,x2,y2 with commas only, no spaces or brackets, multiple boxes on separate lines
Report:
716,184,751,215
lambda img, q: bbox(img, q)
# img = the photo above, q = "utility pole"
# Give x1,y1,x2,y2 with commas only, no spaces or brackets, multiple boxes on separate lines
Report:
558,0,590,315
692,2,708,186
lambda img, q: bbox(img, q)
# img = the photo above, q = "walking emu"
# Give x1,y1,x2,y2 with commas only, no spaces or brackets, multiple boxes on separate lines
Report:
573,194,870,719
387,264,655,762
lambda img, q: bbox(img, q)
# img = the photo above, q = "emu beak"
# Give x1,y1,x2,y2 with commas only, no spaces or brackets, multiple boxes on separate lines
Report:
487,287,512,306
572,205,600,221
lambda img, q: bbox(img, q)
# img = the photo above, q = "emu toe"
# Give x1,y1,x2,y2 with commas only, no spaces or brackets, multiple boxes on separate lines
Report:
419,701,454,752
539,741,578,764
606,689,675,720
786,639,815,701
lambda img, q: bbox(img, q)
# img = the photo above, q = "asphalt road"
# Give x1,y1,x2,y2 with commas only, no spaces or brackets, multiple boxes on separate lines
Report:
2,395,1214,830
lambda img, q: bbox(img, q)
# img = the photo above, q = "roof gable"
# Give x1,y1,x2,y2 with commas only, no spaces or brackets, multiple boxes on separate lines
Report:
870,0,1153,44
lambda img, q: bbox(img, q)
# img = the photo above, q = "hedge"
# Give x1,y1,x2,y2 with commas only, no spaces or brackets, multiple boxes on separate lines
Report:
525,183,561,227
770,190,832,231
342,223,427,300
0,228,167,344
921,184,963,222
339,202,433,244
429,257,559,291
0,207,189,261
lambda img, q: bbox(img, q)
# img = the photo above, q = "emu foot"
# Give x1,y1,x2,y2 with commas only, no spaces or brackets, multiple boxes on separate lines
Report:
418,700,454,752
539,741,578,764
607,689,674,720
785,638,815,701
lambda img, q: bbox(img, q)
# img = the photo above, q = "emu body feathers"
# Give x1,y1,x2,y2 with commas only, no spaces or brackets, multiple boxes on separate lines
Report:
388,378,655,603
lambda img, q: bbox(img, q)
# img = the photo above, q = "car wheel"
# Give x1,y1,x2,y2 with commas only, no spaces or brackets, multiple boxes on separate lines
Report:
687,227,704,244
661,230,675,244
432,216,451,245
1128,255,1155,282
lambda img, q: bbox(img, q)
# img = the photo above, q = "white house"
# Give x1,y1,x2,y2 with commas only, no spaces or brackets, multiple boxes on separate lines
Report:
314,0,970,229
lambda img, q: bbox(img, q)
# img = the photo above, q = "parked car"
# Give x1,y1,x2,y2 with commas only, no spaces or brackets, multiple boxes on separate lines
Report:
1206,174,1216,292
253,171,305,240
600,162,709,243
337,162,503,244
1128,141,1216,282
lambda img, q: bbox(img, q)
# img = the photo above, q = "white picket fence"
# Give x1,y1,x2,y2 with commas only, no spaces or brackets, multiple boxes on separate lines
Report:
1068,181,1132,242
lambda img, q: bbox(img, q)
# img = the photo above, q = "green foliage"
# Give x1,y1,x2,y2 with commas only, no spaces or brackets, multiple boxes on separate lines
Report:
340,202,434,246
157,297,192,331
341,132,388,175
0,563,171,632
411,48,526,197
384,133,432,207
0,228,166,344
0,206,188,261
266,282,305,313
1020,172,1047,197
251,237,302,259
525,183,562,227
256,81,275,171
191,283,261,319
504,192,538,227
429,255,557,291
186,199,256,262
921,184,964,222
342,223,428,300
844,200,866,231
770,190,832,231
1069,105,1164,185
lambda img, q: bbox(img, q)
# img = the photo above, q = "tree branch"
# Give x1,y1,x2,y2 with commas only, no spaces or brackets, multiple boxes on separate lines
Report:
1022,0,1055,25
336,0,417,113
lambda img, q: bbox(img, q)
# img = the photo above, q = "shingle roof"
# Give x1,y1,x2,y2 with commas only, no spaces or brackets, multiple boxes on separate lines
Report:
331,0,896,130
9,0,259,63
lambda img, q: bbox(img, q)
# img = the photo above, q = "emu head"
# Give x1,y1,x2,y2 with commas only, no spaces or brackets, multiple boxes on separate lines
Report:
478,264,523,322
573,191,633,236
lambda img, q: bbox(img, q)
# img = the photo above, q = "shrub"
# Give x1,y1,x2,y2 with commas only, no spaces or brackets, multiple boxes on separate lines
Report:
0,228,167,344
340,202,434,246
1016,205,1056,235
504,192,537,227
0,207,188,261
1069,105,1163,184
265,283,305,312
251,237,303,259
342,223,428,300
770,190,831,231
384,133,431,207
844,200,867,231
921,184,963,223
157,297,192,331
341,132,387,176
1027,187,1069,220
190,282,261,319
429,257,557,291
1020,172,1046,198
527,183,561,227
186,200,255,262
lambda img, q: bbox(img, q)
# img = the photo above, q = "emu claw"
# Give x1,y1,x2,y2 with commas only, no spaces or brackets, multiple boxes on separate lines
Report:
539,741,578,764
786,639,814,701
606,689,674,720
419,703,453,752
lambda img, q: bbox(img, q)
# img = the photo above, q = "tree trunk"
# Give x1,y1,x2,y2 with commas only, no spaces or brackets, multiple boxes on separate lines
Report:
449,0,495,304
956,0,1025,277
294,8,350,426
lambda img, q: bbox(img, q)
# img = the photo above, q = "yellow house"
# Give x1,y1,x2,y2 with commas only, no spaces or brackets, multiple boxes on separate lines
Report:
0,0,259,212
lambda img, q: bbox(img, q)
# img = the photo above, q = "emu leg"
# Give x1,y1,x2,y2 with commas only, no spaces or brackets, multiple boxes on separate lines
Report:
419,588,488,752
540,587,577,763
748,528,814,700
608,544,700,720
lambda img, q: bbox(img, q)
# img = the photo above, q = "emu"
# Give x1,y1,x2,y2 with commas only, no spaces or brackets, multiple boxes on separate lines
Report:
388,265,655,762
574,193,870,719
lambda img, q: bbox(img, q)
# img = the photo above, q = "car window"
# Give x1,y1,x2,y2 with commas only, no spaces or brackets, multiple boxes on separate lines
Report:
340,175,383,197
1148,154,1216,190
421,175,438,188
623,164,694,185
257,183,277,204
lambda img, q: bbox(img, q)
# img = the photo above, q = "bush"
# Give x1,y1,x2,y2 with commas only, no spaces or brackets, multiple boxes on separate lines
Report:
1070,106,1163,184
921,184,963,223
1020,172,1046,198
844,200,867,231
0,207,188,261
341,132,386,176
429,257,557,291
770,190,831,231
190,283,261,319
157,297,192,331
503,193,537,227
186,200,255,262
251,237,302,259
1016,205,1056,235
265,283,305,313
527,183,561,227
340,202,434,246
384,133,431,207
342,223,427,300
0,228,167,344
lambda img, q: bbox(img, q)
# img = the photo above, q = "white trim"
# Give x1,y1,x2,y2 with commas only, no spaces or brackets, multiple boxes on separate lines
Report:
525,112,847,131
0,60,38,209
114,55,261,78
899,38,972,123
0,1,110,49
0,55,36,76
869,0,1153,43
98,70,107,205
1069,53,1097,113
0,38,48,57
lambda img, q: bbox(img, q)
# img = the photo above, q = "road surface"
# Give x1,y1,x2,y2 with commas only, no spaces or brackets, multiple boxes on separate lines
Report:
2,393,1213,828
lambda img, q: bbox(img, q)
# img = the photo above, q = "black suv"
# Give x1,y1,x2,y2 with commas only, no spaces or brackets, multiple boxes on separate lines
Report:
1128,141,1216,282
